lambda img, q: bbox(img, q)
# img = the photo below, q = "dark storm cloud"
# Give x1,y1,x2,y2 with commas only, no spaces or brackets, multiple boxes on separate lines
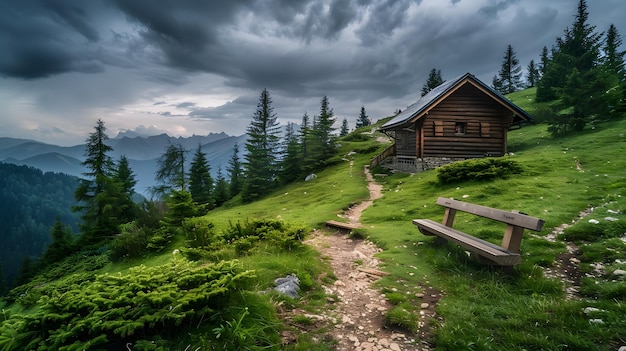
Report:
1,0,624,146
356,0,414,45
0,1,105,78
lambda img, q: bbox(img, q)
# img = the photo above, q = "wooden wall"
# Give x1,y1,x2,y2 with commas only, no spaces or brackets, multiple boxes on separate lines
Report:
392,84,516,159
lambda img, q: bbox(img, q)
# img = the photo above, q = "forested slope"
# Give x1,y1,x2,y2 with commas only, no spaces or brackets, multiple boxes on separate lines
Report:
0,162,79,289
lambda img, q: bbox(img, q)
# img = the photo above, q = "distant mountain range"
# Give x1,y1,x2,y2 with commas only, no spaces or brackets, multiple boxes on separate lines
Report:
0,132,247,196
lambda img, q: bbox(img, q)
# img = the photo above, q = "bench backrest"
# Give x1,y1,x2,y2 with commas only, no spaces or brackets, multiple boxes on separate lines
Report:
436,197,544,231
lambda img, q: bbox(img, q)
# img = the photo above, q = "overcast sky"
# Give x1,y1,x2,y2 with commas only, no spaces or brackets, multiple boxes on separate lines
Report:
1,0,623,146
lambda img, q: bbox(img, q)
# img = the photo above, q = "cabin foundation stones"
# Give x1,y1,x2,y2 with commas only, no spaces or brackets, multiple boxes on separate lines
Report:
381,156,465,173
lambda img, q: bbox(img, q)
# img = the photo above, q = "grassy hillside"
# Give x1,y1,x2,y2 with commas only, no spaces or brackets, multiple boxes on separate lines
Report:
1,88,625,350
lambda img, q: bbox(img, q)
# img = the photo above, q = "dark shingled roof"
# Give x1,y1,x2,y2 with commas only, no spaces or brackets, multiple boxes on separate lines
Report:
382,72,533,130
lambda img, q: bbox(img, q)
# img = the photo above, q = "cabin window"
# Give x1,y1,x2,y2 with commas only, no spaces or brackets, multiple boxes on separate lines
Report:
455,122,467,135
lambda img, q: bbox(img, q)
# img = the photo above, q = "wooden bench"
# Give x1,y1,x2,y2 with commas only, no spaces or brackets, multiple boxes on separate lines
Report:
412,197,544,266
325,220,360,232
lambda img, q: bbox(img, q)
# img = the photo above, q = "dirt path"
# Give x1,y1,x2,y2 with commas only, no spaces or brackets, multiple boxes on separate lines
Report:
304,167,433,351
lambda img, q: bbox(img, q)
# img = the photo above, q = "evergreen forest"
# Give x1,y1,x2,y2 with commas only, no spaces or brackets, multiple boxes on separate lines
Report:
0,163,79,290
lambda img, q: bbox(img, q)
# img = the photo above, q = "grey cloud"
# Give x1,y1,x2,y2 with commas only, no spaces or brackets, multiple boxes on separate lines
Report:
479,0,520,17
175,102,196,109
189,95,258,121
356,0,414,45
0,1,105,79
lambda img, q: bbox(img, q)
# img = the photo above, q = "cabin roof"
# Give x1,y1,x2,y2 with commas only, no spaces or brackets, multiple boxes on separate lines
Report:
381,72,533,130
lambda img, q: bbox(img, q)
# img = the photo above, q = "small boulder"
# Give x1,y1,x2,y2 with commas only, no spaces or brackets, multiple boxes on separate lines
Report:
274,274,300,298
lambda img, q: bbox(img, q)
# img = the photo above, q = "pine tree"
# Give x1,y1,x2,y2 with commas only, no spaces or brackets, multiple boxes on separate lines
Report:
494,45,523,94
542,0,608,134
340,118,349,137
40,218,75,265
115,155,137,196
491,74,503,93
539,46,550,76
526,60,540,87
73,119,124,242
227,142,243,198
603,24,625,79
154,143,187,196
355,106,370,128
188,144,213,207
299,112,315,175
311,96,336,166
280,122,302,184
242,89,281,203
213,167,230,207
421,68,444,96
113,155,139,223
603,23,626,112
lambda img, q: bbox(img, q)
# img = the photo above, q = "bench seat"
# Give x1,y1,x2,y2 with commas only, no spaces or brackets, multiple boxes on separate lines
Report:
413,219,521,266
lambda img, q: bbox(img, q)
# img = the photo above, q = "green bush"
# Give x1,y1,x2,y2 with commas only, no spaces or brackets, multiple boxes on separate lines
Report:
222,219,308,255
182,217,217,248
110,222,153,259
436,157,523,184
0,258,280,350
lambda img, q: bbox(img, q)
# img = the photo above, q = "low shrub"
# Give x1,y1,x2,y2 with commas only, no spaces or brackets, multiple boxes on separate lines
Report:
182,217,218,248
436,157,523,184
0,258,280,350
109,221,153,259
223,219,309,255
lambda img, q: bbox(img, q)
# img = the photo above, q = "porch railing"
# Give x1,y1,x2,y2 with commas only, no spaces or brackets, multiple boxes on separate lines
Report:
370,143,396,168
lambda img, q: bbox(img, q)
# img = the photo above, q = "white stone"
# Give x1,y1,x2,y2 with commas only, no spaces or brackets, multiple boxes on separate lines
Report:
389,343,401,351
589,319,604,324
421,303,430,309
583,307,603,314
613,269,626,277
604,217,619,222
588,219,600,224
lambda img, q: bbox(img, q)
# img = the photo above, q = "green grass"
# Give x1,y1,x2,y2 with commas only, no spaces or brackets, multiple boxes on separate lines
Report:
3,90,626,350
358,107,626,350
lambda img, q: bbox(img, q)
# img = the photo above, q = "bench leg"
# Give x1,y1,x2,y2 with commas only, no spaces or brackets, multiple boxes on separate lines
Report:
502,225,524,253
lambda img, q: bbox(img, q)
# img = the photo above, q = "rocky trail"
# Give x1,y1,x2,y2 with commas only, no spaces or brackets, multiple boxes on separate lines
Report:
303,167,436,351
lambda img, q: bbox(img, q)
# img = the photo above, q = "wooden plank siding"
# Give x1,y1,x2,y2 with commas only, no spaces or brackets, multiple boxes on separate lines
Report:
418,84,513,158
378,73,533,169
395,130,417,156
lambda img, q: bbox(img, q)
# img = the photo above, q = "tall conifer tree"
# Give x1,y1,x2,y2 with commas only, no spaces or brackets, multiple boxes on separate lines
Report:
280,122,302,184
494,45,523,94
74,119,124,243
526,60,540,87
421,68,444,96
113,155,139,223
242,89,281,202
227,142,243,198
355,106,370,128
313,96,336,165
340,118,349,137
188,144,213,206
154,143,187,195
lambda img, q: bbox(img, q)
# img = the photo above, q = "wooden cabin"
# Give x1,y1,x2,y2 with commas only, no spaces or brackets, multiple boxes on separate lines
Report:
373,73,533,172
